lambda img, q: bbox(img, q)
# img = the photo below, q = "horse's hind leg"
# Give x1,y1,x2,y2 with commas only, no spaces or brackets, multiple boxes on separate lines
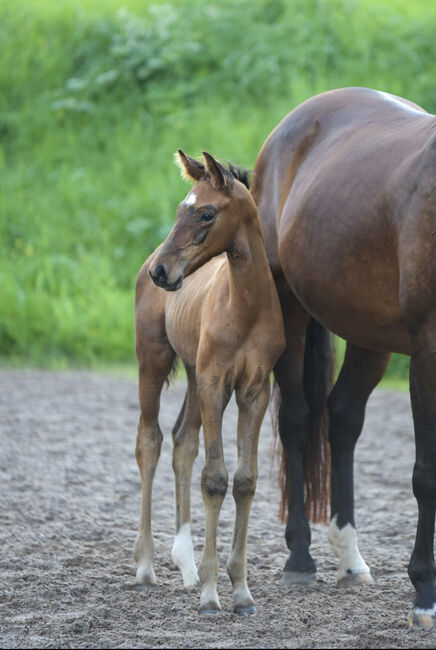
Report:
171,365,201,589
133,344,175,588
227,380,270,615
273,295,316,584
327,342,389,587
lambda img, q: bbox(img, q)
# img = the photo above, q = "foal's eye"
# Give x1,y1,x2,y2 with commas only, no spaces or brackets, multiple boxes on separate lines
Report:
200,212,215,222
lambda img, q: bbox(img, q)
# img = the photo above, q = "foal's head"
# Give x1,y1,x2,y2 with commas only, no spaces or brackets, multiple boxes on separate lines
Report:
148,150,256,291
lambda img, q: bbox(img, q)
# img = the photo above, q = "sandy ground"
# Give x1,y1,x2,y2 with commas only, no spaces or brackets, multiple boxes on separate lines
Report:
1,369,435,649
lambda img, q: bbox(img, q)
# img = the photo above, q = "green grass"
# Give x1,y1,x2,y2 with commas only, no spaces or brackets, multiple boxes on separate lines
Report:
1,0,435,369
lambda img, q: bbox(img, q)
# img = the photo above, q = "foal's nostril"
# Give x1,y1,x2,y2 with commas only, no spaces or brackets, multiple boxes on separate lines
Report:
152,264,168,287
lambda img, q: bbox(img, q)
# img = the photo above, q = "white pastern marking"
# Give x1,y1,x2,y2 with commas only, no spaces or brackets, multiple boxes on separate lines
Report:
172,523,199,588
200,583,220,609
376,90,430,116
415,604,436,616
135,563,156,585
182,191,197,207
328,515,370,579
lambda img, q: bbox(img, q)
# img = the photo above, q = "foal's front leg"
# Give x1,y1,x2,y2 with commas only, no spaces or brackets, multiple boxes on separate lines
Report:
227,382,270,615
171,367,201,589
197,378,230,614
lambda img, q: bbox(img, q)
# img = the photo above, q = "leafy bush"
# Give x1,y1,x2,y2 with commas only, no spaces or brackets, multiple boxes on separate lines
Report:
1,0,435,369
49,1,436,114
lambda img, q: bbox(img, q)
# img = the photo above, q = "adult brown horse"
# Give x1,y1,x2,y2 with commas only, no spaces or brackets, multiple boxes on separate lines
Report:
250,87,436,627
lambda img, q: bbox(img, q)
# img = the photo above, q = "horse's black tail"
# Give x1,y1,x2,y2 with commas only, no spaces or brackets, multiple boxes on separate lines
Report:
273,317,334,524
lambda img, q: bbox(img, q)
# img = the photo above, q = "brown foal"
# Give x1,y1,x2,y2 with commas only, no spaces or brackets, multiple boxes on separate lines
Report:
133,151,285,614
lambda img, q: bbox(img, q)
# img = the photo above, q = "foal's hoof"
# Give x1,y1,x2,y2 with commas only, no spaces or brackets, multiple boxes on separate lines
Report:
408,609,436,629
337,571,374,589
135,582,155,591
184,579,201,592
199,606,221,616
235,605,256,616
281,571,316,587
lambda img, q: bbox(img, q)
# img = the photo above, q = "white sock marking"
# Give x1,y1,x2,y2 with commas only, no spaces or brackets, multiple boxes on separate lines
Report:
172,523,199,588
328,515,370,580
135,563,156,585
414,604,436,617
200,583,220,610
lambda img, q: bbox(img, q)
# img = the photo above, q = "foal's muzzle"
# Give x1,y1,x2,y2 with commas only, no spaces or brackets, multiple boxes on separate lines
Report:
149,264,183,291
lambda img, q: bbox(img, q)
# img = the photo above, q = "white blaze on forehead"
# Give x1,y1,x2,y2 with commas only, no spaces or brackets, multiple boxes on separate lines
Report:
376,90,430,116
182,190,197,207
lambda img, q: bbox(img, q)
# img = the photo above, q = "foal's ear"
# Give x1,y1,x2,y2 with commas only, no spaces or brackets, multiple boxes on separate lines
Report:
202,151,234,191
175,149,205,182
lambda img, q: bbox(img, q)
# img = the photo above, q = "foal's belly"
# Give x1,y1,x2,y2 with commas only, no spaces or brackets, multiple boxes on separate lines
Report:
278,213,412,355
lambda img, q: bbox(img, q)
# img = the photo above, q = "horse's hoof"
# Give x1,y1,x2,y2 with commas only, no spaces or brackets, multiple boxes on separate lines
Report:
281,571,316,587
408,609,436,629
199,607,221,616
337,571,374,589
184,579,201,591
235,605,256,616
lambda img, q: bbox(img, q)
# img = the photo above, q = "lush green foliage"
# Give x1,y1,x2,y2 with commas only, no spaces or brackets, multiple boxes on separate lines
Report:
1,0,435,371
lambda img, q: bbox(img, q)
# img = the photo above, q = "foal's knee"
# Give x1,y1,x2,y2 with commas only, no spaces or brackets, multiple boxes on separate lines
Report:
201,467,228,499
233,468,257,500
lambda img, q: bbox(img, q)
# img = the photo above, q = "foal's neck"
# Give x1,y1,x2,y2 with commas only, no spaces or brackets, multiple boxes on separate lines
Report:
226,212,272,309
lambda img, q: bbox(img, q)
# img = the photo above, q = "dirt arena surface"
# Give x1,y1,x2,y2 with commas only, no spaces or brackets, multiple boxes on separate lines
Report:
1,369,435,648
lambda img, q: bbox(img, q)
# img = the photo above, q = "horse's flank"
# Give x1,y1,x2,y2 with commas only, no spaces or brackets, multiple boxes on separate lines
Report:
252,86,436,354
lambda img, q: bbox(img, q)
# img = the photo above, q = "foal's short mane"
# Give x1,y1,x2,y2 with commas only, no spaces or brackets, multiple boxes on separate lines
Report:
224,161,253,190
175,150,253,190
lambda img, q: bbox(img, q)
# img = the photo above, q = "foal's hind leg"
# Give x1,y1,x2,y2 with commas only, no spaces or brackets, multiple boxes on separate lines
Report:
227,380,270,614
327,343,389,587
171,365,201,589
133,344,175,587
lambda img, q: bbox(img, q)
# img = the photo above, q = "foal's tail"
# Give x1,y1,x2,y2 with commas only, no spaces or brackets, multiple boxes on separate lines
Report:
274,317,334,524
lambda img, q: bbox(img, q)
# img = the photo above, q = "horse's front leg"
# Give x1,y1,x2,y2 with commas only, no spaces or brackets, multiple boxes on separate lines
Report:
197,377,230,615
227,381,270,615
273,297,316,585
408,324,436,628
